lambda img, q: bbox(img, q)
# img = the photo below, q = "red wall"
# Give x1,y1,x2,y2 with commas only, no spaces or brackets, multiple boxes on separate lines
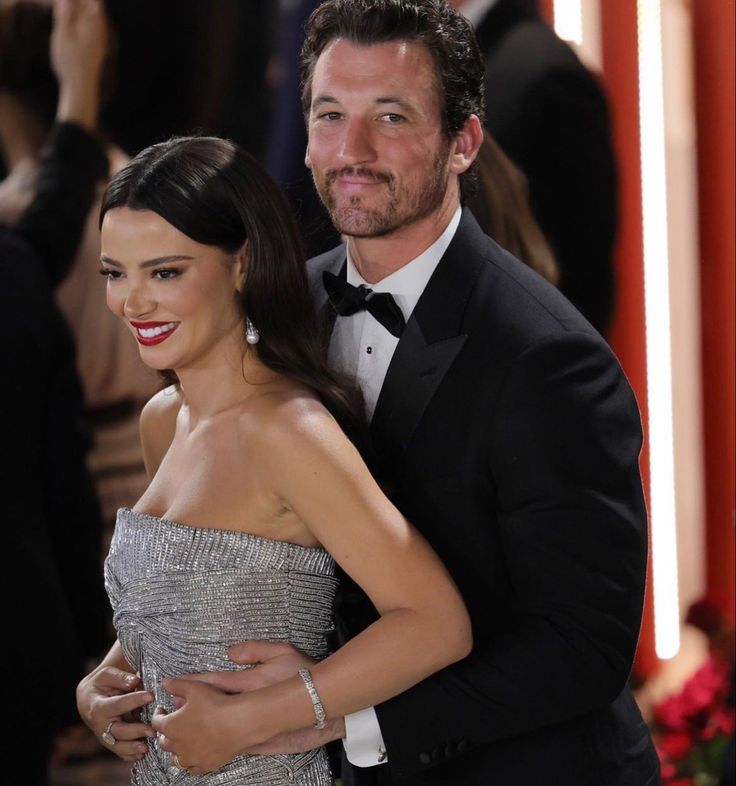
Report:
692,0,736,625
599,0,657,677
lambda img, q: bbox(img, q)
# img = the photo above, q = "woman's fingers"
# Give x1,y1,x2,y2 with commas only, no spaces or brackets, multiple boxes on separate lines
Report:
97,718,153,763
105,688,154,716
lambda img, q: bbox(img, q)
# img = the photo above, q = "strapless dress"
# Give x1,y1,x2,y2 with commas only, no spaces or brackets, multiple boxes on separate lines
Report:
105,507,338,785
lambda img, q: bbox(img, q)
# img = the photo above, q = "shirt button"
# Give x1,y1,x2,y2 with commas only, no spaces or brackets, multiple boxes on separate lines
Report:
366,346,373,354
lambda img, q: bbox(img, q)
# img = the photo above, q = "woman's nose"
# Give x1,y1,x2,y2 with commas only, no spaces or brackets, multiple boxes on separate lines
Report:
123,282,155,318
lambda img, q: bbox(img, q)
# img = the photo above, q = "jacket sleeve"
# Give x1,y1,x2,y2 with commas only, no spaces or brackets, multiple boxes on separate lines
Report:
374,331,648,780
15,121,109,287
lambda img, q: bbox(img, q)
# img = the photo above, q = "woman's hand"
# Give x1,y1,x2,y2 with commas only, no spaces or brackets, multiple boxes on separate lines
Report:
76,664,155,763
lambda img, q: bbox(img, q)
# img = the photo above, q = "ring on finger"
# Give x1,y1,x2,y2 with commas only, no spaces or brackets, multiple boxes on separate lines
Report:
101,720,117,746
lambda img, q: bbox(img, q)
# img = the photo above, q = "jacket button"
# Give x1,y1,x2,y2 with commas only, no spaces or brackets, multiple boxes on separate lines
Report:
419,752,431,765
444,743,456,758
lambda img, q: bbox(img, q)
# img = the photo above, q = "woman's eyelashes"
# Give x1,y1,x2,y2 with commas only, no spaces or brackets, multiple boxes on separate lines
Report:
98,266,182,280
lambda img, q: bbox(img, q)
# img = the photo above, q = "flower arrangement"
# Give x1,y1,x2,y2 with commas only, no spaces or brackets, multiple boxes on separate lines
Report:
651,598,735,786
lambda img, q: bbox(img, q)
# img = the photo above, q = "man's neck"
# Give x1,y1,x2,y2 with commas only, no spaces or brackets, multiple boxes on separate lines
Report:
346,196,460,284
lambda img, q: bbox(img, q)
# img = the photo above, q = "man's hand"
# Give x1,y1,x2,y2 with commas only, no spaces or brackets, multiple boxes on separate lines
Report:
175,640,314,695
174,640,346,754
51,0,109,130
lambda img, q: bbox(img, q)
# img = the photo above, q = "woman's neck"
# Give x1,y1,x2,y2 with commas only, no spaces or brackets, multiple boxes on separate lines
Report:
173,342,278,427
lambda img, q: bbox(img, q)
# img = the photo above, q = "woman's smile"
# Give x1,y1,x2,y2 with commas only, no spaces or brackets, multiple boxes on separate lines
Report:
130,320,181,346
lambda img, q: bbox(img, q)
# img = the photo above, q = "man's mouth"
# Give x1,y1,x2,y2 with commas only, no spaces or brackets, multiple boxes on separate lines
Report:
130,320,180,346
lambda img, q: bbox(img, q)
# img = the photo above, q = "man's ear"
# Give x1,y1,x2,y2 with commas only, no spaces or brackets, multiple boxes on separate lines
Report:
234,241,248,291
449,114,484,175
304,146,312,170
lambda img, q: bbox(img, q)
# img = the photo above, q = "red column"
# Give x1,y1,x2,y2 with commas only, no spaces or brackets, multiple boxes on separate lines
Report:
599,0,657,678
692,1,736,624
538,0,554,25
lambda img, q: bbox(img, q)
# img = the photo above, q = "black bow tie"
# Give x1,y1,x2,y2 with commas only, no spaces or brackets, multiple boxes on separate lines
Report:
323,270,406,338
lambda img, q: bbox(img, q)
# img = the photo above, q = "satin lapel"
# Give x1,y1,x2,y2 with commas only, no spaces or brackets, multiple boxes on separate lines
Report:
370,210,488,453
308,246,346,337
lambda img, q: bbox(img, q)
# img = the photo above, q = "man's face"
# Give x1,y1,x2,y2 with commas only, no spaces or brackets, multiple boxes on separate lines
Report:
305,39,453,238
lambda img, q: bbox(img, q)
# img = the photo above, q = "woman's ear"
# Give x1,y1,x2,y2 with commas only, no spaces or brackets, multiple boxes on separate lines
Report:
234,241,249,292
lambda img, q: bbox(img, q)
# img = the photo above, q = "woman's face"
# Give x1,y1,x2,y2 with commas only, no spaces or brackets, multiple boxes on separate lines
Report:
100,207,246,372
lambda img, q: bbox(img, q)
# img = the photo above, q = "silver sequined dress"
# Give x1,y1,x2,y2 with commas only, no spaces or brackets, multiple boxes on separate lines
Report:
105,507,338,785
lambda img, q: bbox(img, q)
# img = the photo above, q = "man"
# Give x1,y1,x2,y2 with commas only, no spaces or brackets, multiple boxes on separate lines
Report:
450,0,619,336
157,1,659,783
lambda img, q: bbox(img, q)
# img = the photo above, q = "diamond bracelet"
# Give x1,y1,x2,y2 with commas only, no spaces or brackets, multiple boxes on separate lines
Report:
298,668,327,729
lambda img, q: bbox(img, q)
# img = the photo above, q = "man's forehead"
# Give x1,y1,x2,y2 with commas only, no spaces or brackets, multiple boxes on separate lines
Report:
311,38,438,95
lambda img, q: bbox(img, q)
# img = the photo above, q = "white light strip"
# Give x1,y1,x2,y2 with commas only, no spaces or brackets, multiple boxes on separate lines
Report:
637,0,680,659
553,0,583,45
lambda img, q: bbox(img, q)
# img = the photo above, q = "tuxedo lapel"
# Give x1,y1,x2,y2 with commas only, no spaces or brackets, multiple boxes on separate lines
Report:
309,246,346,340
370,210,488,455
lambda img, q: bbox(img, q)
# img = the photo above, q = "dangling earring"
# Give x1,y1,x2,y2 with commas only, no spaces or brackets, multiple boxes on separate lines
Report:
246,318,260,345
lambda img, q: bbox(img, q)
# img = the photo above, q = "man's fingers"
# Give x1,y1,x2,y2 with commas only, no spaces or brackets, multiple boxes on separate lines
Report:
150,706,168,732
174,670,258,693
228,640,301,664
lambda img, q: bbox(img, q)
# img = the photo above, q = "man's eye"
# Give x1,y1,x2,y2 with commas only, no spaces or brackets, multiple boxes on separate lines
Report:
382,113,404,123
319,111,342,121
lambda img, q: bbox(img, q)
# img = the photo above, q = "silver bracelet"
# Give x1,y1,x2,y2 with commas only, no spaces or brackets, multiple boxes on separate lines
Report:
298,668,327,729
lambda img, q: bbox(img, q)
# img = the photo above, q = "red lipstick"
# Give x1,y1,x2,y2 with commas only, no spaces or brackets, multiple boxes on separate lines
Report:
130,320,180,346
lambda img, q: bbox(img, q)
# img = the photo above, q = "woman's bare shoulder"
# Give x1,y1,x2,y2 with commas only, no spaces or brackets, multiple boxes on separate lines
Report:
140,385,183,431
242,385,355,465
139,385,183,476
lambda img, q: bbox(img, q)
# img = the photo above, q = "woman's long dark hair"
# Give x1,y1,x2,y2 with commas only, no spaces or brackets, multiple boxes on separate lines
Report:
100,135,367,450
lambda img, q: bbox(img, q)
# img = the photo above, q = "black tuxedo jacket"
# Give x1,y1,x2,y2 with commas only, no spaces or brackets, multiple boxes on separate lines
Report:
475,2,618,336
308,211,660,785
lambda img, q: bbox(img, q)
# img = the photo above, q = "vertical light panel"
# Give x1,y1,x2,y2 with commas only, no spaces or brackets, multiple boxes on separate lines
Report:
553,0,583,45
637,0,680,659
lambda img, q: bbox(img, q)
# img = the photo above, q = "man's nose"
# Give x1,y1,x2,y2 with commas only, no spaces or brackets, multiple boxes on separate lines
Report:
338,117,377,165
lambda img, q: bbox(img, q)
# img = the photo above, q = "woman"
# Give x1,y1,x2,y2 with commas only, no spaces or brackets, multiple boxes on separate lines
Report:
77,136,472,784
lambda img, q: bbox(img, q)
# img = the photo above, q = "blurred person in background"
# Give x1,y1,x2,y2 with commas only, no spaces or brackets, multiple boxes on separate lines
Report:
102,0,278,157
450,0,618,335
467,128,559,284
266,0,340,257
0,0,111,782
0,1,158,530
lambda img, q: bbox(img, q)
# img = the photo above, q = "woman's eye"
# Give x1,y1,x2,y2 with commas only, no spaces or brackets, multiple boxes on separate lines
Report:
99,268,122,280
152,268,180,280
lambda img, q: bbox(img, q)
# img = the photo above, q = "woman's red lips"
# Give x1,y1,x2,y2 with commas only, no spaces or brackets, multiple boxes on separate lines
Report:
130,320,180,346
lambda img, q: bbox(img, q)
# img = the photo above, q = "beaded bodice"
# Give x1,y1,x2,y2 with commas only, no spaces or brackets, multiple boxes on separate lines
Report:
105,507,338,785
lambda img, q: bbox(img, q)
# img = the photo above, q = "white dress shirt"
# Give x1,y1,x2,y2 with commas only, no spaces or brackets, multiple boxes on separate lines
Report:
330,207,462,767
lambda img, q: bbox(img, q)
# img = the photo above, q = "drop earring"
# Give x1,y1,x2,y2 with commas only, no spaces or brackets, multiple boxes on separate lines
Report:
246,318,260,345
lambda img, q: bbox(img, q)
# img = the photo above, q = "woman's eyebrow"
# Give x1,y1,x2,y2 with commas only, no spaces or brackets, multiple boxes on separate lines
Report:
99,254,194,268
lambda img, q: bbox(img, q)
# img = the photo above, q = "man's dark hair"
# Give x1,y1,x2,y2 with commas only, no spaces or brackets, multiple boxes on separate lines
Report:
300,0,485,139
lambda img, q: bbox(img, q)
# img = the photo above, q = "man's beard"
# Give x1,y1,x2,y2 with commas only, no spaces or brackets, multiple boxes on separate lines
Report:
314,145,451,238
